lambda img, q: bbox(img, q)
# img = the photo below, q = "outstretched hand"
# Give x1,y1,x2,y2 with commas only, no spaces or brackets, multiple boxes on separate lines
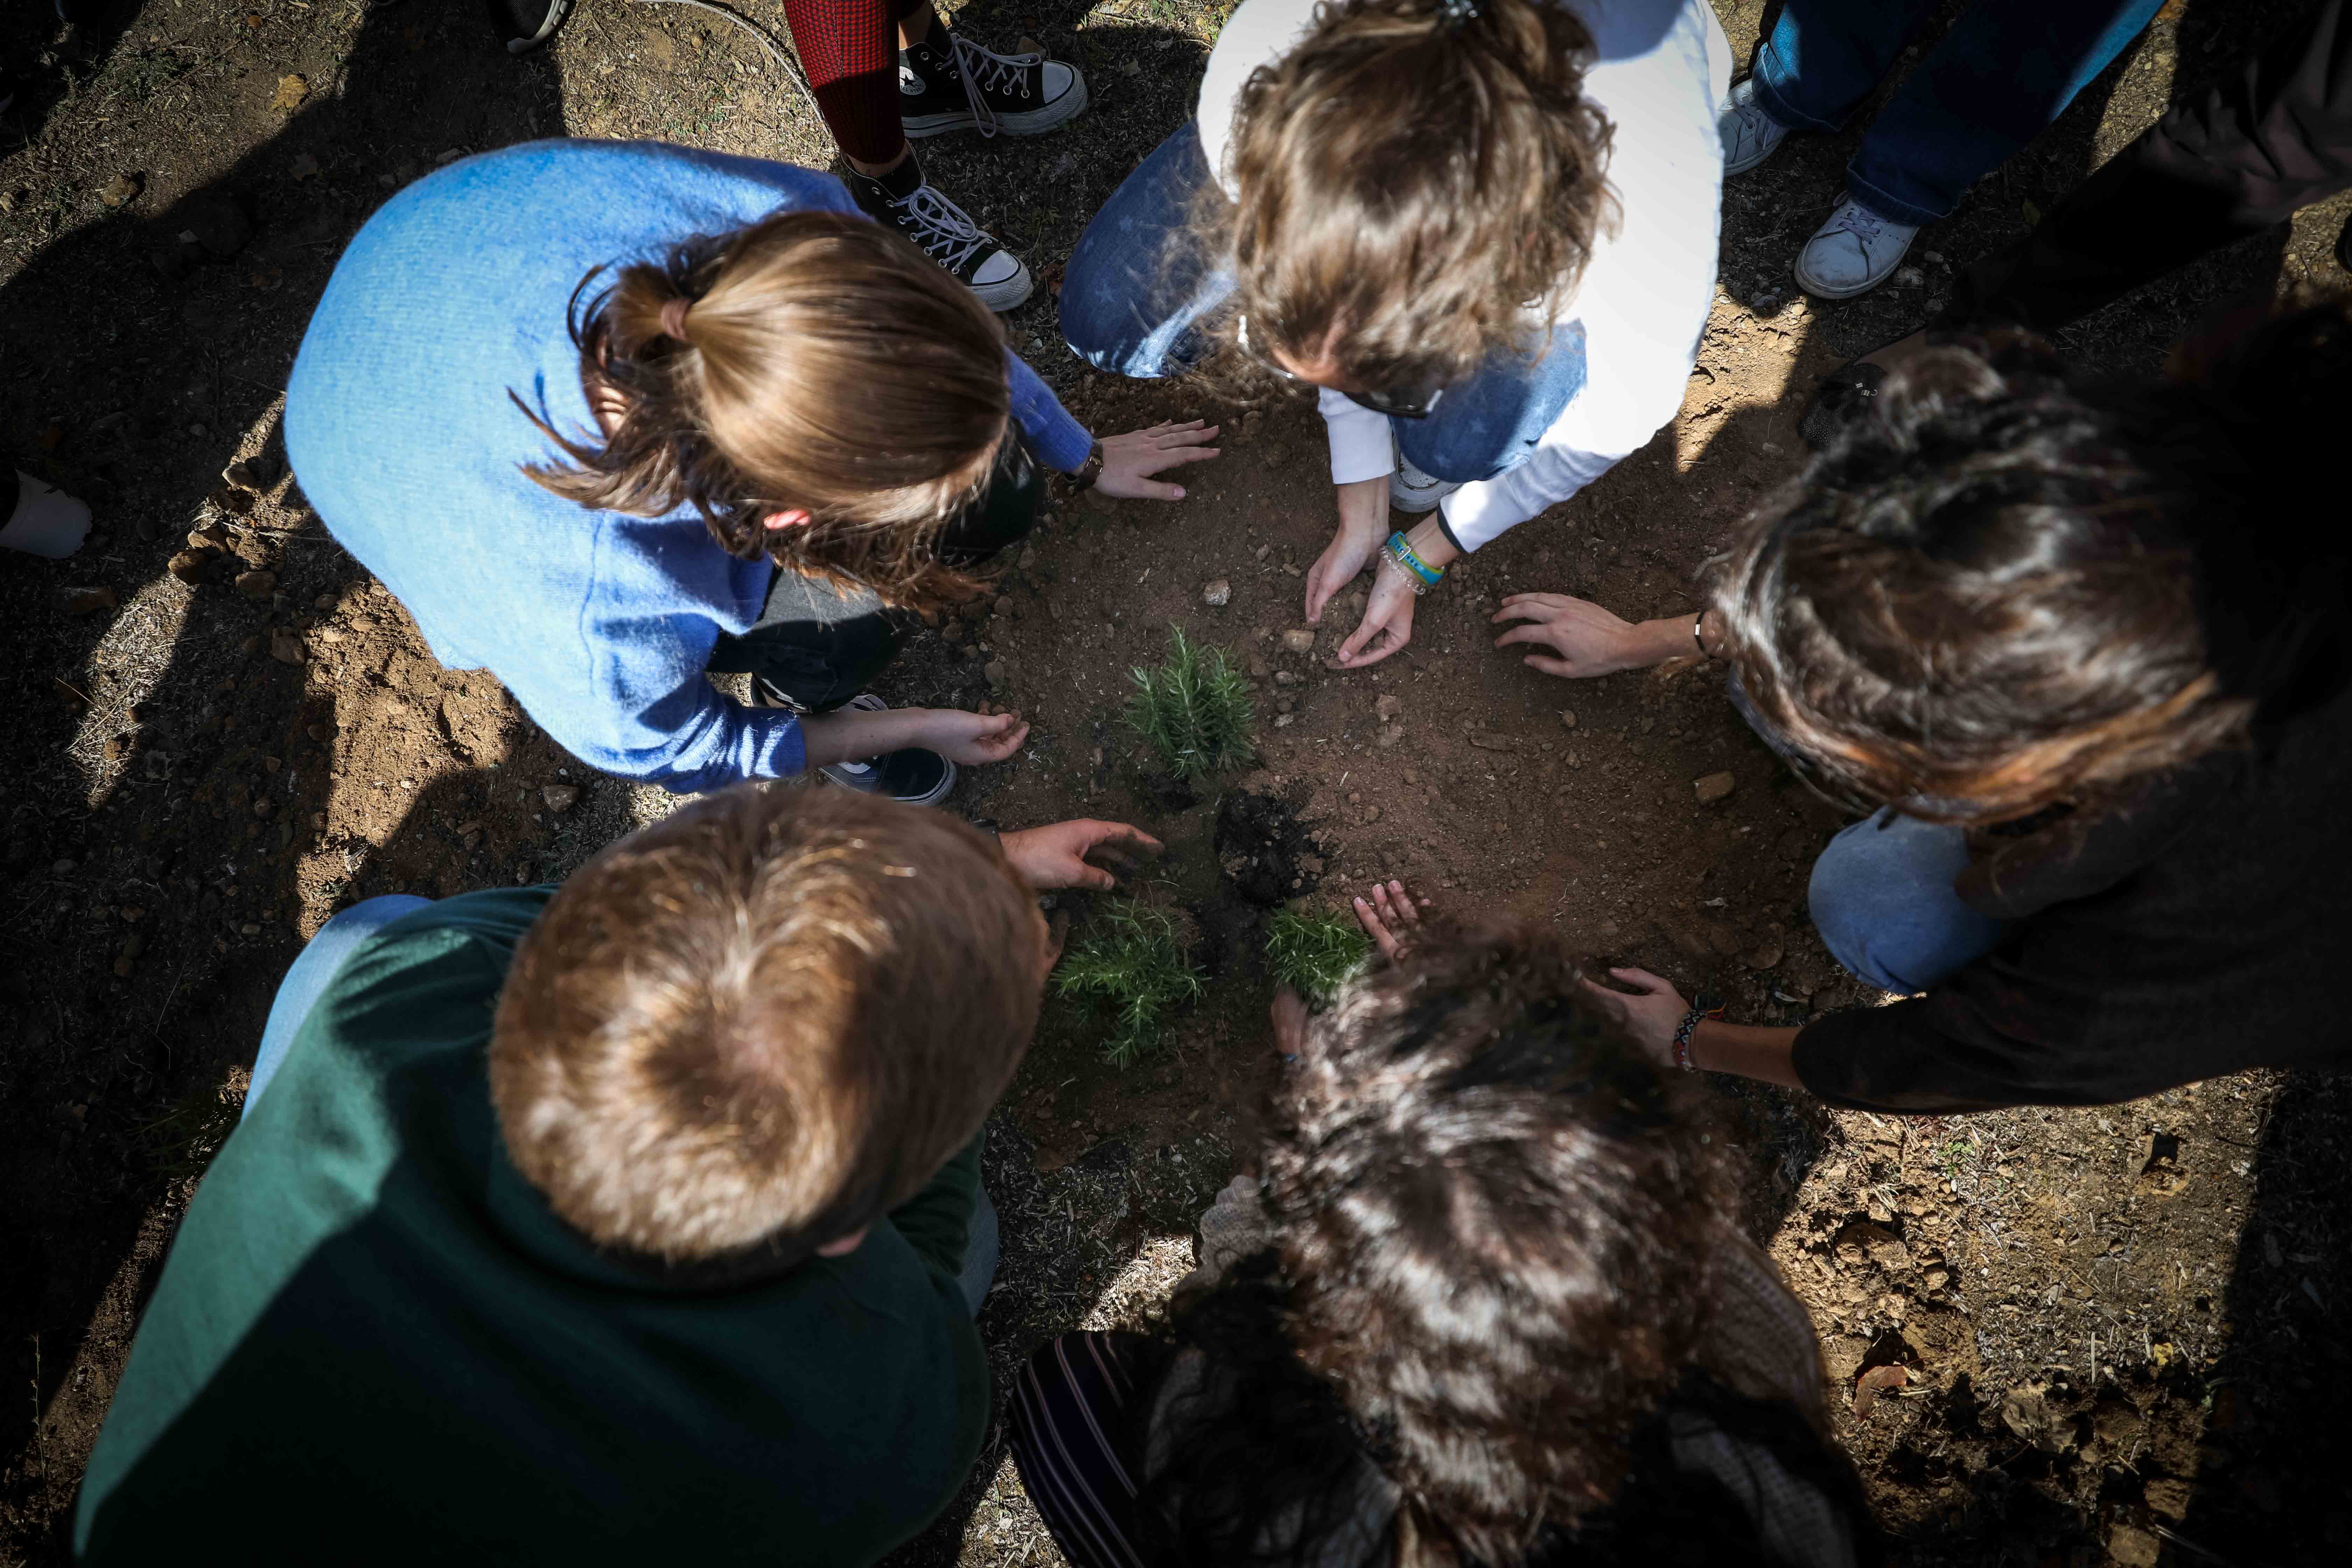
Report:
1351,878,1430,961
1492,594,1691,679
911,708,1031,764
1000,820,1164,891
1094,420,1221,502
1578,965,1689,1071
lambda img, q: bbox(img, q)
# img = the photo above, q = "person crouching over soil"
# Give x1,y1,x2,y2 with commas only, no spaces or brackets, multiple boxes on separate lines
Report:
1492,308,2352,1111
74,785,1159,1563
286,139,1218,805
1005,903,1877,1568
1058,0,1729,669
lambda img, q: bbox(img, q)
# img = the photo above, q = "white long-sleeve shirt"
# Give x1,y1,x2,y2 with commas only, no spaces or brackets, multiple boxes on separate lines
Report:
1197,0,1730,551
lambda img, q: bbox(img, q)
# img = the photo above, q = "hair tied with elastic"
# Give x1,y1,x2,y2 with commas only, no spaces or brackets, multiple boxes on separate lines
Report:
658,297,693,342
1435,0,1480,30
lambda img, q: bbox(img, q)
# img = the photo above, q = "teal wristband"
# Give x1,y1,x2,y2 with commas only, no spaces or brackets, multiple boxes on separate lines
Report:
1384,531,1443,587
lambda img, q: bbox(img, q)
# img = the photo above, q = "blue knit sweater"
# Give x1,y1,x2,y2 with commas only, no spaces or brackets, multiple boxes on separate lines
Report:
286,140,1090,793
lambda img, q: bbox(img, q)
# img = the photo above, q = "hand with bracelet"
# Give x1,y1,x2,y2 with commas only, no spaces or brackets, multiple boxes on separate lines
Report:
1303,479,1460,669
1071,420,1223,501
1580,965,1804,1090
1492,594,1719,677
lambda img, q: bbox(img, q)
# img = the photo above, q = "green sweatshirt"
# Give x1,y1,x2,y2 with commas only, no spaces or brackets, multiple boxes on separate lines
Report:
75,889,989,1565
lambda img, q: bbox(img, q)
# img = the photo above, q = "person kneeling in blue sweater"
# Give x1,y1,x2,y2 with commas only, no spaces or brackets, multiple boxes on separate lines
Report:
287,139,1218,803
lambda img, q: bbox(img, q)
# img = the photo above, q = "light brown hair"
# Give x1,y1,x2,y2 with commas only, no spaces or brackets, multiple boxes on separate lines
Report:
488,783,1045,1265
1214,0,1617,395
513,210,1011,608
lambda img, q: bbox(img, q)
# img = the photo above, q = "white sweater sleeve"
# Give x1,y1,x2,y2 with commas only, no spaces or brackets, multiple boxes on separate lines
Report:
1440,0,1731,552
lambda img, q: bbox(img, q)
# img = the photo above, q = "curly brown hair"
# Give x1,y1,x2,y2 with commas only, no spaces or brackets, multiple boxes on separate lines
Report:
1212,0,1618,397
1712,307,2352,826
511,210,1012,610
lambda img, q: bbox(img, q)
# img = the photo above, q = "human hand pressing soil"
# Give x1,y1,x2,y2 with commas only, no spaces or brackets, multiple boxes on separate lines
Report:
1351,878,1430,960
1094,420,1222,501
1000,820,1164,891
1491,594,1712,677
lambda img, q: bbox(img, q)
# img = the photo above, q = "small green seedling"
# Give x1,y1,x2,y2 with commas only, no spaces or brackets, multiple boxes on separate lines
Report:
1125,625,1255,780
1054,901,1205,1067
1266,907,1372,1009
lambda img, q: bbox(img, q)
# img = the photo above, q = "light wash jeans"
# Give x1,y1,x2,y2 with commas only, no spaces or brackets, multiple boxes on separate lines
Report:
1058,120,1588,485
247,895,1000,1311
1751,0,2167,224
1807,809,2014,993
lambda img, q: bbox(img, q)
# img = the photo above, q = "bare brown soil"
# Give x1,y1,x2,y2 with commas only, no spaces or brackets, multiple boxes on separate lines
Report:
5,3,2350,1565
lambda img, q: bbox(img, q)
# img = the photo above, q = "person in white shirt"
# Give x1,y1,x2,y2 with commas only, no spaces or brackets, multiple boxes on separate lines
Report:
1060,0,1729,668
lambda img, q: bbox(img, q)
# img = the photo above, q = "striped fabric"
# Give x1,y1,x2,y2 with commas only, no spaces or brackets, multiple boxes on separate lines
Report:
1006,1332,1153,1568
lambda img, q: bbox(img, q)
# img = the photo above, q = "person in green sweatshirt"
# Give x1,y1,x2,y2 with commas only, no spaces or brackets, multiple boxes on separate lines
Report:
75,784,1158,1564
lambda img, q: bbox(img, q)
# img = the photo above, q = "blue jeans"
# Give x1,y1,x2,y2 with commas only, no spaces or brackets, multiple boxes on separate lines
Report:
245,895,1002,1310
1752,0,2166,224
1807,809,2014,993
1059,121,1589,485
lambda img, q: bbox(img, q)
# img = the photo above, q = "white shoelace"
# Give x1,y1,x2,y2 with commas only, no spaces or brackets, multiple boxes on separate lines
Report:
890,183,991,272
946,32,1041,138
1821,200,1893,250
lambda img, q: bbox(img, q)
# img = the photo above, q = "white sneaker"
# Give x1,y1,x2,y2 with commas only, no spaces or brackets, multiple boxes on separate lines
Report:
1719,77,1791,178
1792,195,1921,300
1389,456,1460,514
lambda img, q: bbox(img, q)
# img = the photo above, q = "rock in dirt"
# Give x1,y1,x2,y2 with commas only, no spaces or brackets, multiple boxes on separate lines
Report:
1693,770,1736,804
1558,708,1577,729
225,456,281,491
167,550,214,585
1202,579,1232,607
62,586,118,615
1742,942,1784,971
2106,1524,2161,1568
268,631,305,665
2143,1477,2192,1518
209,484,255,515
1377,723,1404,748
984,660,1009,689
1375,694,1402,722
271,74,311,114
542,784,579,813
234,569,277,600
1281,629,1315,653
100,172,142,208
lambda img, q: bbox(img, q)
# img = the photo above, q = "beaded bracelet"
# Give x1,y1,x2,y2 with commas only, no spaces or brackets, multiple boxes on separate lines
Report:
1382,531,1444,595
1670,990,1726,1072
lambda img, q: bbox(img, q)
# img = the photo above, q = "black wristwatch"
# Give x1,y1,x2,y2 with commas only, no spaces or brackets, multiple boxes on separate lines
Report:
1070,440,1105,491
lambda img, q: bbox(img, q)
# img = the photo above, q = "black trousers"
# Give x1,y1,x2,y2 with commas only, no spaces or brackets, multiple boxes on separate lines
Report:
705,435,1045,712
1946,0,2352,331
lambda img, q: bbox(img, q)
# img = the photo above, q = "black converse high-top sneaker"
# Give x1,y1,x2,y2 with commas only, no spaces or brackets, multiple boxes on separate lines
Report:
899,21,1088,140
845,153,1033,313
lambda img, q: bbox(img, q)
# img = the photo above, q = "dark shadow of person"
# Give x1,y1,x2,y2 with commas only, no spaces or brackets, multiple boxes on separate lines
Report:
0,7,571,1556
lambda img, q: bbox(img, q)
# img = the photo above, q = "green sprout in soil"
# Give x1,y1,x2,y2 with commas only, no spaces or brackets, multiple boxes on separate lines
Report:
1125,625,1255,780
1266,907,1372,1009
1054,900,1205,1067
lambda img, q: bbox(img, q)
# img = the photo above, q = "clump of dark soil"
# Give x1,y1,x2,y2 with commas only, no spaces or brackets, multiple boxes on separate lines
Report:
1214,786,1323,908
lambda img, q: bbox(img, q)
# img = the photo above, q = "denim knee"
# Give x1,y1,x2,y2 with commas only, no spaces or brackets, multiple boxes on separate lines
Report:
1807,810,2011,994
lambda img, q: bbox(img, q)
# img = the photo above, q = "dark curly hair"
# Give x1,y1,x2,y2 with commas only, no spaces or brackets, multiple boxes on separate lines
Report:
1134,920,1870,1567
1712,305,2352,825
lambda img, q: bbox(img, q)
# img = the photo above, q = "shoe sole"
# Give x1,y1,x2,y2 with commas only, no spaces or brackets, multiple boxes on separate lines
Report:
1388,486,1450,514
968,257,1033,313
903,69,1088,139
820,755,958,806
